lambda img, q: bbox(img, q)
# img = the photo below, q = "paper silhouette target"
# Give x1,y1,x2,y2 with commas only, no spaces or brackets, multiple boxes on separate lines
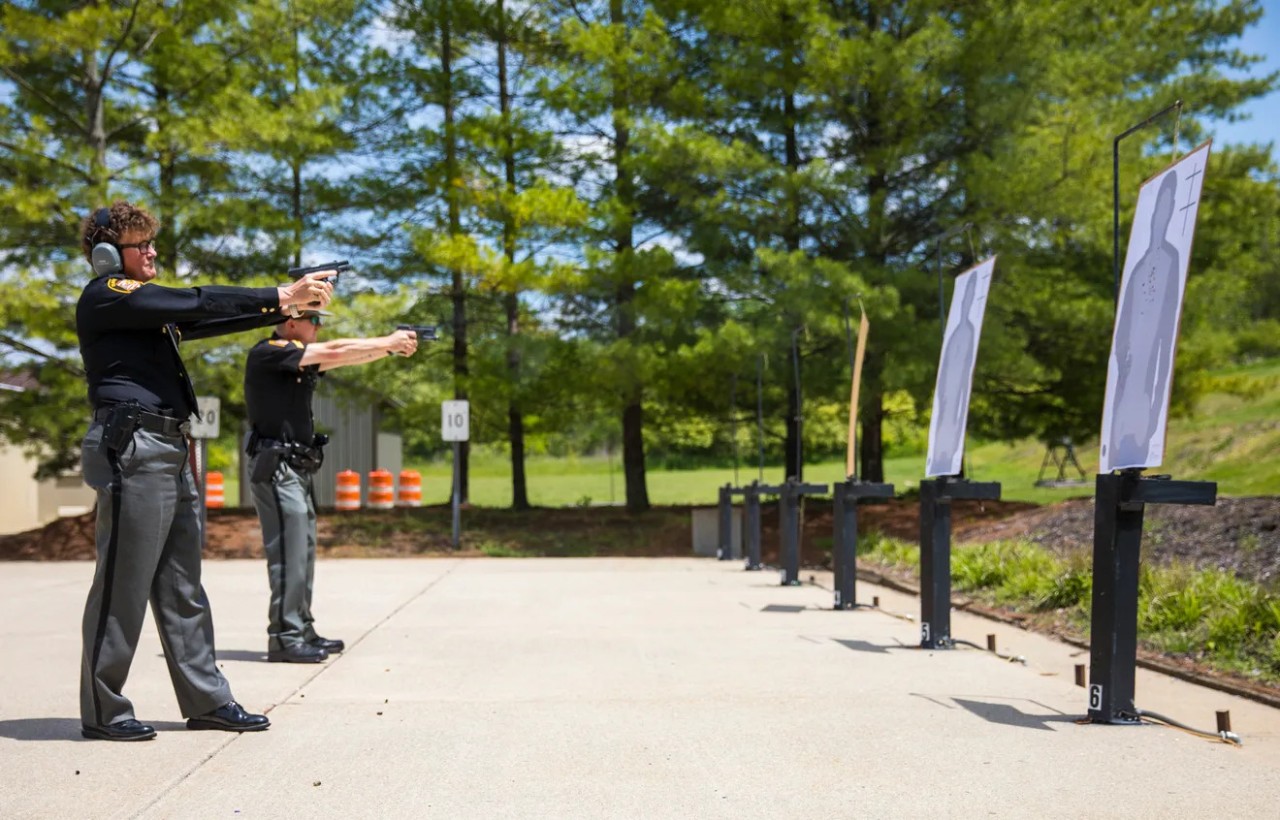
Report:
1100,141,1211,473
926,257,996,478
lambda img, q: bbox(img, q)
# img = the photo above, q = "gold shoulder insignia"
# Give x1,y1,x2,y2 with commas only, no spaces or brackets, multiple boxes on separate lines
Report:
106,277,144,294
292,340,304,349
268,339,289,347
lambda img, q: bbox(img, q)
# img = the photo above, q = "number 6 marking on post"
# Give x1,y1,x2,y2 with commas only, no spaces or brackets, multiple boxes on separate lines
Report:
1088,684,1104,711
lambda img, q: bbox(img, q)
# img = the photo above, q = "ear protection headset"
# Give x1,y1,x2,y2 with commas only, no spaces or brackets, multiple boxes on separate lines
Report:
89,207,123,277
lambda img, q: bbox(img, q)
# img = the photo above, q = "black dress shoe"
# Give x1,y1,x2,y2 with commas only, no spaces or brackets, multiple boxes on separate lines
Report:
309,636,345,654
81,719,156,741
267,643,328,663
186,701,270,732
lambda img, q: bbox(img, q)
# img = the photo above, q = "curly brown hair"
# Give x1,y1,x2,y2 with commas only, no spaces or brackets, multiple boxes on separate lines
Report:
80,201,160,262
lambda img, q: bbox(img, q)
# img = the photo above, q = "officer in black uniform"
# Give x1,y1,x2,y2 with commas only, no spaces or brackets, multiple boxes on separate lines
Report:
244,311,417,662
76,201,335,741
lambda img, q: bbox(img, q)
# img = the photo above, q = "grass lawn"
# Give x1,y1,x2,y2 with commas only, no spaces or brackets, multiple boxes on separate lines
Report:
218,358,1277,509
402,358,1277,508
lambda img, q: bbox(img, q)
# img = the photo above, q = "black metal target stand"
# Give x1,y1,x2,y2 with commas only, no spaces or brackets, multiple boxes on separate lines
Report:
742,482,764,571
717,483,748,561
1086,469,1216,723
759,478,828,585
717,481,766,570
832,478,895,610
919,476,1001,648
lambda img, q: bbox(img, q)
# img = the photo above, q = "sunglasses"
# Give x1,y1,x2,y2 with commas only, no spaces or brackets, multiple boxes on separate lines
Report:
117,240,154,253
308,316,323,327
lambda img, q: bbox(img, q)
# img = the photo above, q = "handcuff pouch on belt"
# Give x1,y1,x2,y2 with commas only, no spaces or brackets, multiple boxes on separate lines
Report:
287,441,325,474
98,402,142,454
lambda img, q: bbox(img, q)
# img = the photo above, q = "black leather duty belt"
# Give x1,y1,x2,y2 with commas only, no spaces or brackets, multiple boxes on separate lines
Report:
93,407,192,437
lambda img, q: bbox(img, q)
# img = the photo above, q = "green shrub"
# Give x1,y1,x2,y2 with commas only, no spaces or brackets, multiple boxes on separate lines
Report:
862,535,918,569
1036,563,1093,611
1139,567,1208,633
479,542,525,558
953,542,1012,590
952,541,1058,605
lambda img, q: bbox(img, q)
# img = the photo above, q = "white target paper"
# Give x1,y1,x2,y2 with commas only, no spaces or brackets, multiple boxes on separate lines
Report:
1100,141,1211,473
925,257,996,478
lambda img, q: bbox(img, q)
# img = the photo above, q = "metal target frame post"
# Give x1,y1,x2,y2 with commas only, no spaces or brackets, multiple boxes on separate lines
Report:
919,476,1001,648
441,400,469,550
832,478,895,610
759,478,827,586
189,397,221,551
1112,101,1183,304
717,483,751,561
718,484,731,560
743,481,763,571
1087,471,1215,724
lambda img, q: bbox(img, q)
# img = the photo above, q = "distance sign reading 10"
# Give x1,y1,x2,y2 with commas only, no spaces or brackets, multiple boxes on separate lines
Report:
441,400,469,442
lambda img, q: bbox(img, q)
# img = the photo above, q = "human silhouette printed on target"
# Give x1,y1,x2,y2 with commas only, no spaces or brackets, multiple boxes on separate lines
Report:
931,273,978,474
1106,172,1182,469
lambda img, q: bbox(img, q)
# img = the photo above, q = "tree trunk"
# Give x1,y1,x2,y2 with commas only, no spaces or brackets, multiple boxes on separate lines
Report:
781,14,803,480
441,8,470,502
290,159,303,267
497,0,529,510
154,84,179,275
859,387,885,484
611,0,648,512
84,50,108,192
290,25,304,267
786,322,802,480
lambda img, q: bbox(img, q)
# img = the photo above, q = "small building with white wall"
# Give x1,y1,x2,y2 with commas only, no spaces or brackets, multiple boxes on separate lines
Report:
0,373,97,536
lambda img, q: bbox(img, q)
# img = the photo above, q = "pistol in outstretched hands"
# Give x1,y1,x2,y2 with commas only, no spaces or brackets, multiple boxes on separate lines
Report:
289,260,350,287
397,324,438,342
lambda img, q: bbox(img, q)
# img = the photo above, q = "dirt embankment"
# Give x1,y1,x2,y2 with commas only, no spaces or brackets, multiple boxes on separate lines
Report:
4,496,1275,587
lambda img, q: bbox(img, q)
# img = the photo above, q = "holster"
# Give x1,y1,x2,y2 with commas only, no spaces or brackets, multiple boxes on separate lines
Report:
98,403,142,454
250,439,290,483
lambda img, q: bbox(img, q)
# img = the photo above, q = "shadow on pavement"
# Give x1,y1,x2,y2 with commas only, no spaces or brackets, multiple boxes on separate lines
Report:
951,697,1080,731
0,718,188,741
213,649,270,663
760,604,807,613
833,638,895,654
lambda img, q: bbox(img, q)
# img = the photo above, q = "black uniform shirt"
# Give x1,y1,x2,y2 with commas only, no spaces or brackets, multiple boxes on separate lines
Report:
244,334,322,442
76,275,284,418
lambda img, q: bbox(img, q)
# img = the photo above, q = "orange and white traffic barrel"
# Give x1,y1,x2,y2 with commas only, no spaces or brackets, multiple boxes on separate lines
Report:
368,468,395,510
205,472,224,508
397,470,422,507
336,470,362,511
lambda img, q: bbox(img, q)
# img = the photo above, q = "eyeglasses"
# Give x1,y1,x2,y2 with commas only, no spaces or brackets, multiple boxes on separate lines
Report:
117,240,154,254
308,316,323,327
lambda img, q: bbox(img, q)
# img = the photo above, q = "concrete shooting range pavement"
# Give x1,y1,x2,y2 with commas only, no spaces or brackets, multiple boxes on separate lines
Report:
1,557,1278,819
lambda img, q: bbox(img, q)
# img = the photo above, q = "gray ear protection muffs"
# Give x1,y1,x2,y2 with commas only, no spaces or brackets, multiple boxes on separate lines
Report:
90,207,122,277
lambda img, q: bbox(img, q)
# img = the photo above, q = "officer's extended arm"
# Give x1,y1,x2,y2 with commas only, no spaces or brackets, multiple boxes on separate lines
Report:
298,330,418,372
87,271,334,333
177,271,336,339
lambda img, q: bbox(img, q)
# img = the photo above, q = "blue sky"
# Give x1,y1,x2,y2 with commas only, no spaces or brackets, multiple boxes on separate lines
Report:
1210,0,1280,158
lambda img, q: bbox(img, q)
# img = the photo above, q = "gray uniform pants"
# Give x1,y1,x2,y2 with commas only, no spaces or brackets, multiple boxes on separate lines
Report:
248,459,318,650
80,422,233,727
